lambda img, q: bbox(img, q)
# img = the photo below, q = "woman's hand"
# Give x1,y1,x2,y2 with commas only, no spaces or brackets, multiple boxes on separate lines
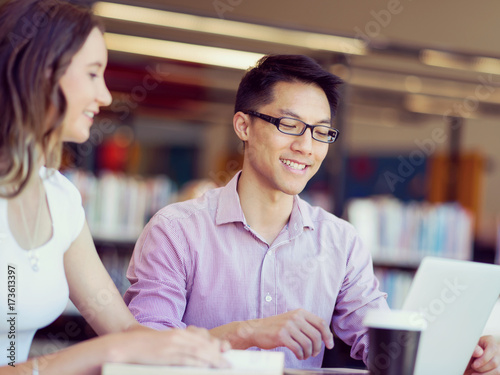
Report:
111,325,231,368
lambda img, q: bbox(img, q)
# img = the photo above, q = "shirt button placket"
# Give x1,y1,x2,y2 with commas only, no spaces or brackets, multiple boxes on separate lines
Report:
261,248,276,317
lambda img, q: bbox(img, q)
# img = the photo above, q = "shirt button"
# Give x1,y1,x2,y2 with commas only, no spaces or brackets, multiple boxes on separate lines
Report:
265,294,272,302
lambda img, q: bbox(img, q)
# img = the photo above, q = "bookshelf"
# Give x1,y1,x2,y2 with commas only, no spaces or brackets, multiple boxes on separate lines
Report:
63,169,177,243
347,196,474,308
347,196,474,263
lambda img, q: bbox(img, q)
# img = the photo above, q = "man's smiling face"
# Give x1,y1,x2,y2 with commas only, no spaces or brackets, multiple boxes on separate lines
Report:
240,80,331,196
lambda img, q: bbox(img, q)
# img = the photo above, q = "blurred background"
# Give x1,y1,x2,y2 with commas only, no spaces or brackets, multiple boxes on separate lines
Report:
34,0,500,366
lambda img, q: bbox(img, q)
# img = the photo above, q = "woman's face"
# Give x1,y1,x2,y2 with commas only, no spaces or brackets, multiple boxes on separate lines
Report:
59,27,112,143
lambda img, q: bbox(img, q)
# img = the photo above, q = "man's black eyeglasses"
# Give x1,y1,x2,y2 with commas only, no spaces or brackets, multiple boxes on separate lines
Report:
243,110,339,144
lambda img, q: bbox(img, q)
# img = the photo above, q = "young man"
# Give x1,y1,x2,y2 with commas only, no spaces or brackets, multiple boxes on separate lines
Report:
124,55,499,371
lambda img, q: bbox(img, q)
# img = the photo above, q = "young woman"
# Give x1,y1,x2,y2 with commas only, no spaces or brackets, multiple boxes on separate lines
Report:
0,0,229,373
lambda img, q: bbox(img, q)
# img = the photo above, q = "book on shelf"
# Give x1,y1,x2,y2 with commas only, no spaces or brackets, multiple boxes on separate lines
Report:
374,268,413,309
63,169,176,242
347,196,473,265
99,249,131,295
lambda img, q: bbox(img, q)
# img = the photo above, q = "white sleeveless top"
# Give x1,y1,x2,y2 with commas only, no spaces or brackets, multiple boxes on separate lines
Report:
0,167,85,365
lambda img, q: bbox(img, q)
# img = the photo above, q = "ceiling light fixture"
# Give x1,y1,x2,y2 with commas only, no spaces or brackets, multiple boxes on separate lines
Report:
94,2,366,56
420,49,500,75
104,33,265,70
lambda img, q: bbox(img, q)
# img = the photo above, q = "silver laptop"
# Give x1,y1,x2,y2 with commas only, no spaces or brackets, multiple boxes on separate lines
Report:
402,257,500,375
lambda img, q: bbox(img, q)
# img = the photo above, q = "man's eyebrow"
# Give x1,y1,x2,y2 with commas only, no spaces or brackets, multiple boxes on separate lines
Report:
279,109,331,125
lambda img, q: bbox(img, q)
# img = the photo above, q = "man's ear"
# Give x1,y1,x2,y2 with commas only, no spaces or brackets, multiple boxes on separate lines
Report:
233,111,251,141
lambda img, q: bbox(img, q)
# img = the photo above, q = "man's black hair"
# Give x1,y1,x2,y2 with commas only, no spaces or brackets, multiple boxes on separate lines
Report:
234,55,344,122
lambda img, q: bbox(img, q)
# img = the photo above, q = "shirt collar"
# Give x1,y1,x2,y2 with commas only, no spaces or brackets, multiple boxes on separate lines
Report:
291,195,315,233
215,170,315,232
215,171,246,226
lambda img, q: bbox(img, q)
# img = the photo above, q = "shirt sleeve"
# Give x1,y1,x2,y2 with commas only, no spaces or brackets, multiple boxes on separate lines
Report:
66,179,85,244
49,169,85,247
332,228,390,364
124,213,190,330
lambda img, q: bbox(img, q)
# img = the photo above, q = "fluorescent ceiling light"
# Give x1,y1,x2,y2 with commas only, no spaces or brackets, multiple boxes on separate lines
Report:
421,49,500,75
104,33,264,70
404,93,485,119
94,2,366,56
348,67,500,104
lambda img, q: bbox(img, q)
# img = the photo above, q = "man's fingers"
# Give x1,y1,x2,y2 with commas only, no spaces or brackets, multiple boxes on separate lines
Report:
286,324,314,359
473,344,485,358
297,322,324,357
469,336,500,373
473,351,499,373
301,310,334,348
250,310,333,358
473,361,497,373
474,337,497,365
280,328,305,360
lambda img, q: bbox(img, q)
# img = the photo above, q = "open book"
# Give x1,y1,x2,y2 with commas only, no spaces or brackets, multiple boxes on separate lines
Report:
101,350,284,375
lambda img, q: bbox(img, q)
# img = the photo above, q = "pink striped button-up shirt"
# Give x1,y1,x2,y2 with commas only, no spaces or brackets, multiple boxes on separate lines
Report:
124,172,388,368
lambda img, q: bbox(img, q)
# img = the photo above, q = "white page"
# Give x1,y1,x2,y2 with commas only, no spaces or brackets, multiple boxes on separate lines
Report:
102,350,284,375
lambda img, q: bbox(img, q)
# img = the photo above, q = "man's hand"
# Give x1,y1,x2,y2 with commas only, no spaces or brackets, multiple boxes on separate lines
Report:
235,308,334,360
464,335,500,375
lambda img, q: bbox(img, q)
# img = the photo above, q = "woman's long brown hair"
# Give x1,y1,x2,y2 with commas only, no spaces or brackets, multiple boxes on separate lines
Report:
0,0,103,198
